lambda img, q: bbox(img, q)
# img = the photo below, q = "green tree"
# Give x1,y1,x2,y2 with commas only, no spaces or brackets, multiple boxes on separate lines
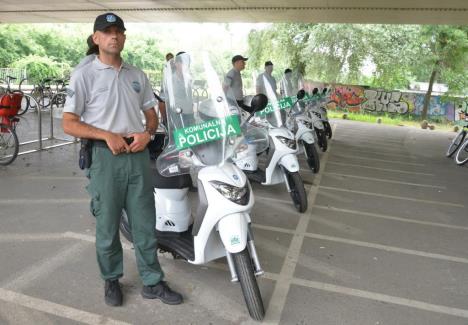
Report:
419,26,468,120
11,55,63,83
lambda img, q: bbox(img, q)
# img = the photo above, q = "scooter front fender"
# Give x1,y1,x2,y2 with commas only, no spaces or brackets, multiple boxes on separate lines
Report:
217,213,249,254
279,154,300,172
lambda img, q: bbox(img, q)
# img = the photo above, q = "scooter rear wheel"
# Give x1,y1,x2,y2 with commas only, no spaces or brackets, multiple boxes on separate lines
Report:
315,127,328,152
285,171,308,213
119,210,133,242
303,142,320,174
233,248,265,321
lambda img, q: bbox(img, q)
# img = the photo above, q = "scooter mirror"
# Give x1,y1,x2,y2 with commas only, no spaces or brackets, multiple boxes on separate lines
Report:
296,89,306,100
312,88,319,95
250,94,268,112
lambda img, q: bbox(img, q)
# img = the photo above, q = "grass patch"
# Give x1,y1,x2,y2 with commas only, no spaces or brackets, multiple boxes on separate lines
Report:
327,110,456,131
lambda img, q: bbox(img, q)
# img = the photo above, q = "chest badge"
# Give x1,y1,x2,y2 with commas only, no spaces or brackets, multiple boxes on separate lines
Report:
131,81,141,93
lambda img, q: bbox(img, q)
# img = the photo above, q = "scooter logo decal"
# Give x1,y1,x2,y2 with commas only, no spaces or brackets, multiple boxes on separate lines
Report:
233,174,239,180
230,235,240,245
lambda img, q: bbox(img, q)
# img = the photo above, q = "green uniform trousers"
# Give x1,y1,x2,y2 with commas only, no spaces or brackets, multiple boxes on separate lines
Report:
86,145,164,286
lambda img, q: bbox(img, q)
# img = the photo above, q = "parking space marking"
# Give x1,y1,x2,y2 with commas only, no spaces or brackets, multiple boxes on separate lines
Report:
263,125,335,325
326,161,435,176
329,153,425,166
291,278,468,319
253,222,468,263
324,172,446,189
64,231,134,251
2,242,87,291
0,233,68,242
304,232,468,264
320,186,464,208
314,205,468,231
0,288,131,325
329,146,417,159
0,198,89,205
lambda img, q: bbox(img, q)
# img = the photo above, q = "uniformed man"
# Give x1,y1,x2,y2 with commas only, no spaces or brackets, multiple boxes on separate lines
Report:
280,68,293,98
223,54,248,110
256,61,278,97
62,12,183,307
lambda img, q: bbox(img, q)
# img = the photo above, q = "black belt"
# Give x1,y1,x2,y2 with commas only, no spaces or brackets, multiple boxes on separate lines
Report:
93,137,134,148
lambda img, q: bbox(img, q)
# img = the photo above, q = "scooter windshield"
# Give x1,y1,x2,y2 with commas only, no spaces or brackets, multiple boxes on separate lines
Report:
255,72,287,128
157,53,244,177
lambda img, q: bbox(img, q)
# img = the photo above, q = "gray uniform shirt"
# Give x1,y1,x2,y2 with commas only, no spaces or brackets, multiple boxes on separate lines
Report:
224,68,243,101
64,57,156,135
256,72,277,96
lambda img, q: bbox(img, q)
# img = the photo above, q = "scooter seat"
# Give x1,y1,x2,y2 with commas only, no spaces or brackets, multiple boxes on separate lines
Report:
150,164,192,189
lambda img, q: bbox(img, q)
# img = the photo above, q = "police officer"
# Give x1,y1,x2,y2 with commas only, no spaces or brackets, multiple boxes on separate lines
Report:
62,12,183,307
223,54,248,109
256,61,277,96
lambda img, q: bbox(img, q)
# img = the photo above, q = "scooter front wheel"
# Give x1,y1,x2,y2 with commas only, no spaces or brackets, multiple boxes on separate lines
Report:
285,171,308,213
303,142,320,174
324,121,333,139
233,248,265,321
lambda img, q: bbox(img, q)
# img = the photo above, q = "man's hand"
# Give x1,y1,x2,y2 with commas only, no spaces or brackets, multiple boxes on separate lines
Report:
128,131,151,153
105,133,131,155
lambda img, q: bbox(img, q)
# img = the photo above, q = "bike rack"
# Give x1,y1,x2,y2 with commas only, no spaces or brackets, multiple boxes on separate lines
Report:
17,92,77,157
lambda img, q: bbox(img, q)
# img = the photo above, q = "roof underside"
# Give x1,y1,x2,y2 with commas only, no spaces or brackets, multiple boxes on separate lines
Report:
1,0,467,25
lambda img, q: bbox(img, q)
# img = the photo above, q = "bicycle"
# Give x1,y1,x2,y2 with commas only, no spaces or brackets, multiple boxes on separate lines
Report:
0,76,30,115
0,92,22,165
29,78,54,112
446,117,468,158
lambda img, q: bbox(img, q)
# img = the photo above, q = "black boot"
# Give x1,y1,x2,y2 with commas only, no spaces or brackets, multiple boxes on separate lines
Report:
141,281,183,305
104,279,123,306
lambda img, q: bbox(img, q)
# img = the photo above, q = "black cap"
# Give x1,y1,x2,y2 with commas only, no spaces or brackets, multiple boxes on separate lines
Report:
232,55,248,64
94,13,126,32
284,68,292,74
265,61,273,67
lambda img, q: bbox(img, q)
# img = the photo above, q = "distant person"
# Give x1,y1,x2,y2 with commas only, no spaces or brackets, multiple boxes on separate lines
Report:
280,68,293,97
73,35,99,73
165,52,174,61
256,61,277,97
223,54,248,110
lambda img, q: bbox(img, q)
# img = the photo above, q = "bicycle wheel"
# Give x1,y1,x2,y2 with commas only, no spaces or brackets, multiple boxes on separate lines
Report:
446,131,466,158
455,139,468,166
0,123,19,166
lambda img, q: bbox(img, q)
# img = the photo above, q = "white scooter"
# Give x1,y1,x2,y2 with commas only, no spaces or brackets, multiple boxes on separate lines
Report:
120,54,267,321
233,78,308,213
306,88,328,152
282,77,321,174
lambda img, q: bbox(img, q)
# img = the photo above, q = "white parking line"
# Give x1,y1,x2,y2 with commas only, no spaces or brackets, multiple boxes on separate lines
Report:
319,186,464,208
0,288,131,325
2,242,87,290
330,146,416,159
291,278,468,319
0,233,68,242
0,198,89,205
330,153,425,166
263,125,335,324
323,172,446,189
304,232,468,264
327,161,434,176
313,205,468,231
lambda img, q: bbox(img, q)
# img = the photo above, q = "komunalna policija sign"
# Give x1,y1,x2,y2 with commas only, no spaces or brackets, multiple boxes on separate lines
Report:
172,93,322,150
174,115,241,150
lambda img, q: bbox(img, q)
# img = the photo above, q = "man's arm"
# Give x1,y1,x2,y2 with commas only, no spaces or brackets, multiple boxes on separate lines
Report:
128,108,158,153
62,112,130,155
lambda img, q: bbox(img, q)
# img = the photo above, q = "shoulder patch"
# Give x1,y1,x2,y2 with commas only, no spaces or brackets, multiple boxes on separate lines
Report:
66,88,75,98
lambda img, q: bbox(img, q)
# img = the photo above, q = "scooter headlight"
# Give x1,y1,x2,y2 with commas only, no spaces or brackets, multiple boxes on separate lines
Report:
276,136,297,150
209,181,250,205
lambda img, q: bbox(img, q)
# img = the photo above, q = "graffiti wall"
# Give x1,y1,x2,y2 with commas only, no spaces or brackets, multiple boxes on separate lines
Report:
304,82,466,122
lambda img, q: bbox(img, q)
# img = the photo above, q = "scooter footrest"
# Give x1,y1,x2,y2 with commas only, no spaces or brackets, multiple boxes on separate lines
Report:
244,169,266,184
156,229,195,261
